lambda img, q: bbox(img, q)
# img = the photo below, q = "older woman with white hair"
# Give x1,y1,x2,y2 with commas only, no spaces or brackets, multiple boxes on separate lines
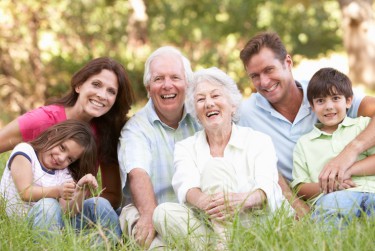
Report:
153,67,287,249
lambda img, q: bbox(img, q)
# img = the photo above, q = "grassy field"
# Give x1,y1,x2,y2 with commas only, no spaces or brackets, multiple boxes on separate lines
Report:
1,151,375,251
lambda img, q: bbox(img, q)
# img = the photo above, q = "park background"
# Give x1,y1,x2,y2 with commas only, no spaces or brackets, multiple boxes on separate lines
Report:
0,0,375,127
1,1,375,250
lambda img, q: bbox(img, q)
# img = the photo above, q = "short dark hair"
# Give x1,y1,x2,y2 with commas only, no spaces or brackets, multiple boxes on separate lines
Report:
307,67,353,105
240,32,287,67
30,120,97,181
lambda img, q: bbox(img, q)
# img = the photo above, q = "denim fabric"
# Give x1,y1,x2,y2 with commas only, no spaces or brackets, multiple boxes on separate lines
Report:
28,197,122,241
312,191,375,227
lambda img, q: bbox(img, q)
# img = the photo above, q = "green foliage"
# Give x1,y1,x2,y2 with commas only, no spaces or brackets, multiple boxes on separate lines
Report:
0,0,349,123
1,154,375,250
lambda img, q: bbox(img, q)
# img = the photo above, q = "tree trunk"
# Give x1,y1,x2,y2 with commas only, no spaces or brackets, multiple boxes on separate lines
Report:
338,0,375,89
127,0,148,48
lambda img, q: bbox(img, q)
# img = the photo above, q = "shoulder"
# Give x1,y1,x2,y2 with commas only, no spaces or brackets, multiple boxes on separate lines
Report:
236,125,272,142
8,143,35,167
12,142,34,154
18,105,66,127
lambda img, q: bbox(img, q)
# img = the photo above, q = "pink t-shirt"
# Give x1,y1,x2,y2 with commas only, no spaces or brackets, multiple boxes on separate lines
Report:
18,105,67,142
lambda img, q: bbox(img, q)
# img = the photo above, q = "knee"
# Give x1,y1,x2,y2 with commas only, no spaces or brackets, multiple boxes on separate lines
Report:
32,198,61,216
84,197,112,213
29,198,63,230
153,202,177,222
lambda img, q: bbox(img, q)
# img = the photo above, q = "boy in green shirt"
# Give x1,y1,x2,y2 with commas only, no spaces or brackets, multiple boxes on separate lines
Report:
292,67,375,225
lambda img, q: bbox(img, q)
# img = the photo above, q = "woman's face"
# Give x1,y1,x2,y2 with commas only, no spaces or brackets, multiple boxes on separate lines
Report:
75,69,118,120
194,81,235,131
39,139,84,171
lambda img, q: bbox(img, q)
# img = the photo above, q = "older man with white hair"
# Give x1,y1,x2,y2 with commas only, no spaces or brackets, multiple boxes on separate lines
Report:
118,46,200,249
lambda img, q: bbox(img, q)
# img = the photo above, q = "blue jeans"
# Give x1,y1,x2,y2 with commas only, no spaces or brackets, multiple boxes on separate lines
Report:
312,191,375,227
28,197,122,240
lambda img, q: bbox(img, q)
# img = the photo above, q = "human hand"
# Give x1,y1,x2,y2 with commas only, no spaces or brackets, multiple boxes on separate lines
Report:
205,192,246,221
59,181,76,200
319,151,357,194
76,174,98,191
133,215,156,249
332,178,356,192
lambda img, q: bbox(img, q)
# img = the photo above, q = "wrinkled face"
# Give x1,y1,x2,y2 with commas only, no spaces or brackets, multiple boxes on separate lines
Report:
312,92,352,133
146,54,187,123
39,139,84,170
75,69,118,120
194,81,235,131
246,47,294,105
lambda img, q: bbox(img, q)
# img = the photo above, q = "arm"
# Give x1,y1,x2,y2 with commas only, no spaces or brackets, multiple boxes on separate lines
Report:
279,174,310,218
346,154,375,176
319,96,375,193
296,182,320,201
11,155,73,201
128,168,157,249
99,162,122,208
0,119,23,153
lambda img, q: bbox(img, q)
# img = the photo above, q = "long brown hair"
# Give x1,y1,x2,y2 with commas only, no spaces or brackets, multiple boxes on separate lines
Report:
47,57,134,165
30,120,97,181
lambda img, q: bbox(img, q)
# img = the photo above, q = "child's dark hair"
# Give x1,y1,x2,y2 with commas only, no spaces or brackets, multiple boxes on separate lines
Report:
30,120,97,181
307,67,353,105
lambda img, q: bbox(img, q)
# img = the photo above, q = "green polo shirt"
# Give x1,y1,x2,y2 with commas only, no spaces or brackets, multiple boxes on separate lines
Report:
292,116,375,205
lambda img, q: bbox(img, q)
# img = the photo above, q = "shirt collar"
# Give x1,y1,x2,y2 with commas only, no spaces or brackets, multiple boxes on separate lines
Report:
146,99,190,128
197,123,244,150
309,116,356,139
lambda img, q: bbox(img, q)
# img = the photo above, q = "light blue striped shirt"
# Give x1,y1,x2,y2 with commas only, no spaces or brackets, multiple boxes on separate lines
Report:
118,99,200,204
238,80,364,182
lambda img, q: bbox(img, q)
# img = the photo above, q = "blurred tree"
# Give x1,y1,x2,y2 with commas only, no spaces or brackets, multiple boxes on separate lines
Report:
338,0,375,89
0,0,373,125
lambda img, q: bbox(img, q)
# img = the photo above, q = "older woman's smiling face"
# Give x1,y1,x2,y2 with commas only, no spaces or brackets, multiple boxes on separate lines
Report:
194,81,235,131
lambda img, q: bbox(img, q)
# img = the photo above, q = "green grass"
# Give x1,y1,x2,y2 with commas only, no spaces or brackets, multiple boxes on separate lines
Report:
1,152,375,250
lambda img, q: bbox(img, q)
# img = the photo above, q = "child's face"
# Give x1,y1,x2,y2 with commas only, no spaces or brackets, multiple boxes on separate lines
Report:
39,139,84,170
312,94,352,133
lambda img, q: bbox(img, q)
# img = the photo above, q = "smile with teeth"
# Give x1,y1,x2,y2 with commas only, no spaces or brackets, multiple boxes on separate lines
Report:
324,113,336,117
90,99,105,107
206,111,219,117
263,83,279,92
161,94,177,99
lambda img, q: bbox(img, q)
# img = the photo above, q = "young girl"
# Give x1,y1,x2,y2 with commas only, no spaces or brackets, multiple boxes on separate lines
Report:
0,120,119,239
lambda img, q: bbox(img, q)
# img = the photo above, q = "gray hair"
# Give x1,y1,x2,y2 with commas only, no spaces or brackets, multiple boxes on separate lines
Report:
186,67,242,123
143,46,193,88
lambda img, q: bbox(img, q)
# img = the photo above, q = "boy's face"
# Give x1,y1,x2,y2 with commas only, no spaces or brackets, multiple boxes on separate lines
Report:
311,93,353,133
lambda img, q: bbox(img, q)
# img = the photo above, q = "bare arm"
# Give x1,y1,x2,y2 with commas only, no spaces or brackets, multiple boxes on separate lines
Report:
100,162,122,208
296,183,320,201
0,119,23,153
11,155,72,201
128,168,157,249
279,174,310,218
347,154,375,176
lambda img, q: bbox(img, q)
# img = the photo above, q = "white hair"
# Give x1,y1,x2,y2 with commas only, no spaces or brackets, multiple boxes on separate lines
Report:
143,46,193,88
186,67,242,123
